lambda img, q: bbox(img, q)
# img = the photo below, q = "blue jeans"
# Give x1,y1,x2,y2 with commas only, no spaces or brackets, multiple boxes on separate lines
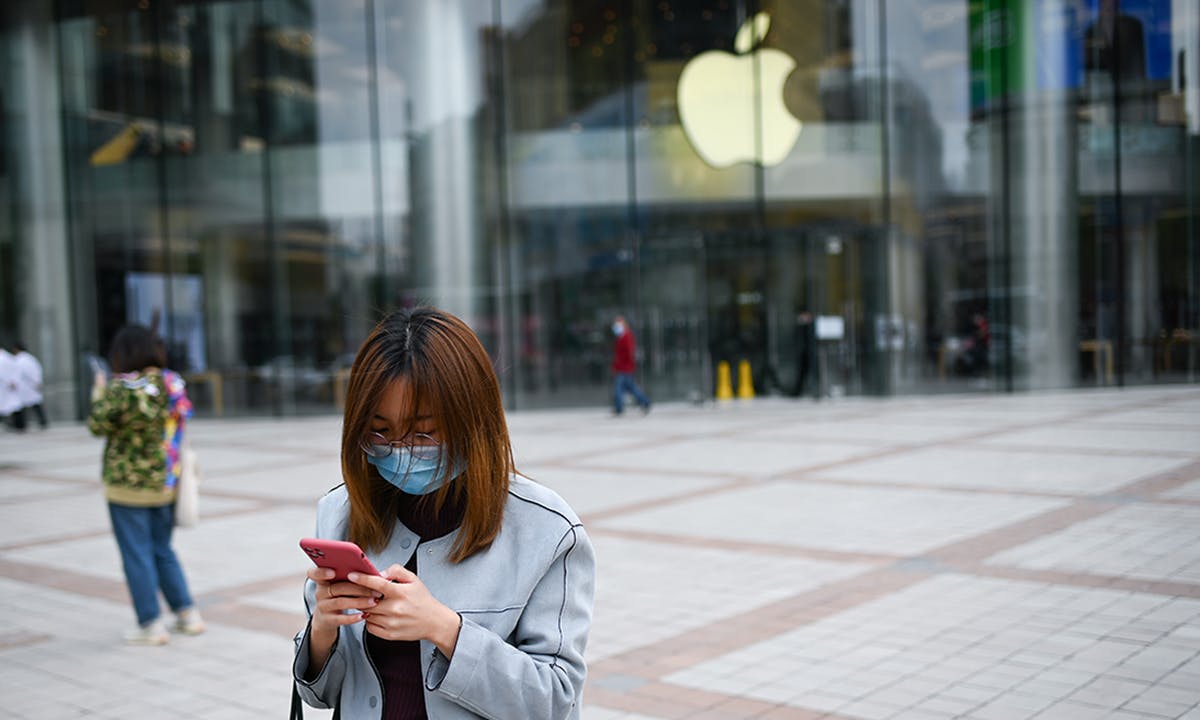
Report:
108,502,194,626
613,372,650,414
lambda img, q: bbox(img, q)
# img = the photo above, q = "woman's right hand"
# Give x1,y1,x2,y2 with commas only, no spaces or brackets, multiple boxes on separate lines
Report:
308,567,380,634
305,566,381,677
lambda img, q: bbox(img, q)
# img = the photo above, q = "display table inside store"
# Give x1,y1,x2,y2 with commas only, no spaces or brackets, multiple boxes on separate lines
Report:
184,371,224,416
1078,339,1114,385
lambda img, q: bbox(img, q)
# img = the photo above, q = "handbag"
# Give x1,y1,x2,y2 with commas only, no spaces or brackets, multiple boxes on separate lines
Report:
175,443,201,528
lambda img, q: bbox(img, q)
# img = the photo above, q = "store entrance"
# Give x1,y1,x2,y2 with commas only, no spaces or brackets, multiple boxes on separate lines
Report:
766,229,864,398
638,235,710,401
639,231,771,401
640,228,866,402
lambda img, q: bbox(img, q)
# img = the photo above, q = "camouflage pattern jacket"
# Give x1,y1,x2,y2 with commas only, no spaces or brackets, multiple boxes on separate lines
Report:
87,367,192,507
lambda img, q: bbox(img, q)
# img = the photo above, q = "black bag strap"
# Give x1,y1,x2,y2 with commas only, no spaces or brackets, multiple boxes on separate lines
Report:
291,684,339,720
290,684,303,720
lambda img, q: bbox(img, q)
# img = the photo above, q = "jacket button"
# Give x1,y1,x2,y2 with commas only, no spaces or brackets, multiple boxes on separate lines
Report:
401,539,412,549
369,696,378,708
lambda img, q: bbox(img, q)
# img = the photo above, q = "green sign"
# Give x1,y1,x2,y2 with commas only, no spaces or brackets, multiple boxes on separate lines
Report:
969,0,1027,112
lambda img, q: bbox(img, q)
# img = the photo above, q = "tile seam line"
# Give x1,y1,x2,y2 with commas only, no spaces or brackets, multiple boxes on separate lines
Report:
0,487,309,508
545,419,1068,485
562,447,1198,527
768,427,1200,494
494,456,1184,498
585,524,1200,600
580,478,759,522
588,566,932,683
585,681,856,720
753,402,1179,486
0,457,335,484
0,489,99,505
0,631,53,651
958,562,1200,599
585,525,896,564
945,441,1198,459
922,497,1133,566
0,502,279,552
515,406,1035,467
765,474,1200,504
531,461,747,482
0,555,307,612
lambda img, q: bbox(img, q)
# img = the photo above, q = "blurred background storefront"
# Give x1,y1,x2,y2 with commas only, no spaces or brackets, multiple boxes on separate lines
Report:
0,0,1197,418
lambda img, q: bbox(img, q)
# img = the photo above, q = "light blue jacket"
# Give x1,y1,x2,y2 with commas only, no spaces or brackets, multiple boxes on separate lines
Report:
293,475,595,719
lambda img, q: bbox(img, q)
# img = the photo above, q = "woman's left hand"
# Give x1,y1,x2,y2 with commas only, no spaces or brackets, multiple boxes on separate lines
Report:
349,565,462,657
90,372,108,402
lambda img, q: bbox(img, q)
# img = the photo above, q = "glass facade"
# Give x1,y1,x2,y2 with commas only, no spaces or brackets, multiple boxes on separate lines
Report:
0,0,1197,419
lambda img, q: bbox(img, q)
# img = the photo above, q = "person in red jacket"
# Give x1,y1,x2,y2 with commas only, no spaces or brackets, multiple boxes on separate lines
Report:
611,315,651,415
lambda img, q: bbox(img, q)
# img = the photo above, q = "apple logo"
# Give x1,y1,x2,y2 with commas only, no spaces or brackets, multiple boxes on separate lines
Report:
677,12,802,168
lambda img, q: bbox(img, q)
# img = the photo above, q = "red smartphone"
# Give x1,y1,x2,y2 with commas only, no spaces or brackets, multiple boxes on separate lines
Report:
299,538,382,582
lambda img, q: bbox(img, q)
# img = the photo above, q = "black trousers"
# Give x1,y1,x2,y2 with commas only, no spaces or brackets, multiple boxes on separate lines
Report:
791,354,812,397
10,403,47,430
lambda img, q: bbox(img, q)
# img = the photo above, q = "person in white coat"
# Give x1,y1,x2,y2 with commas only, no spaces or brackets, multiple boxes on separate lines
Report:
11,342,47,429
0,346,20,427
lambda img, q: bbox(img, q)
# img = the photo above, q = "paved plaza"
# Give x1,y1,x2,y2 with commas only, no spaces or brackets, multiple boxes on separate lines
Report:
1,386,1199,719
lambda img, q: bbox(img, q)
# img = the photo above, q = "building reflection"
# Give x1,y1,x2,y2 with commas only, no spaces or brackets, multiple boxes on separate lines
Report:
0,0,1195,419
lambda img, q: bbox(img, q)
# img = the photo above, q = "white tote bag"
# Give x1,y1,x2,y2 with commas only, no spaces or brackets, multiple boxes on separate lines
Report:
175,444,201,528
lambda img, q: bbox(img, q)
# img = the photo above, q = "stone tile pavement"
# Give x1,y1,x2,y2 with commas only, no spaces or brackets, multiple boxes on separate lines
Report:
1,386,1198,719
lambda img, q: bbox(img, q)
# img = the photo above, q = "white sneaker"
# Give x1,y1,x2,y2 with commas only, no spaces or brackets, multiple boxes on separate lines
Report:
124,619,169,646
174,607,205,636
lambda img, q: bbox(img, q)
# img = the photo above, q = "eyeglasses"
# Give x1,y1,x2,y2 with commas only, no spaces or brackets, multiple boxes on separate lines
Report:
360,432,441,462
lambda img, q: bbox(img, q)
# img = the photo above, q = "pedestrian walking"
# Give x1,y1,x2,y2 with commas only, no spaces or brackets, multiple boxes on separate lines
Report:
87,324,204,645
11,341,47,429
293,306,595,719
0,344,18,428
610,314,651,415
791,311,816,399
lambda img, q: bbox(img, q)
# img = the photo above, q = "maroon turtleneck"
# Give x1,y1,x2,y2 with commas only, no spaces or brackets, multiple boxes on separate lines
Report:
364,489,466,720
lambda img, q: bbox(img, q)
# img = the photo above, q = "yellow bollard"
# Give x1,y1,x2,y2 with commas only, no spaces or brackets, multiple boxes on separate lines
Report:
737,359,756,399
715,361,734,401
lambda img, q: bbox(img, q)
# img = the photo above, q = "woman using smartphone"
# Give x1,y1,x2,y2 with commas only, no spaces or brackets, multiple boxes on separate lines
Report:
293,307,595,719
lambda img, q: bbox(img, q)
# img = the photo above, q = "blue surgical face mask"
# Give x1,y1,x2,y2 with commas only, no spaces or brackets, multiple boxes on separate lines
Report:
612,322,625,336
367,447,461,495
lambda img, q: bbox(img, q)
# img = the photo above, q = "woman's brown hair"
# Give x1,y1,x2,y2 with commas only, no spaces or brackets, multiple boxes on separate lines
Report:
341,307,513,562
108,325,167,374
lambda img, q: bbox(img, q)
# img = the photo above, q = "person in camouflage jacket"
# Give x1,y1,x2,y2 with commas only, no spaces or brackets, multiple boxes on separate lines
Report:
88,324,204,644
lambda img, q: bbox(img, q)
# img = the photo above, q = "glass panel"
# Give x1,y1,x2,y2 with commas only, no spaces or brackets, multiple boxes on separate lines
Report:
375,0,502,368
58,0,395,416
35,0,1200,418
0,10,15,339
856,0,1004,393
258,0,379,413
58,1,172,371
639,235,708,401
57,0,263,415
165,0,273,415
1112,0,1199,383
499,0,634,408
758,0,884,397
631,0,762,401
